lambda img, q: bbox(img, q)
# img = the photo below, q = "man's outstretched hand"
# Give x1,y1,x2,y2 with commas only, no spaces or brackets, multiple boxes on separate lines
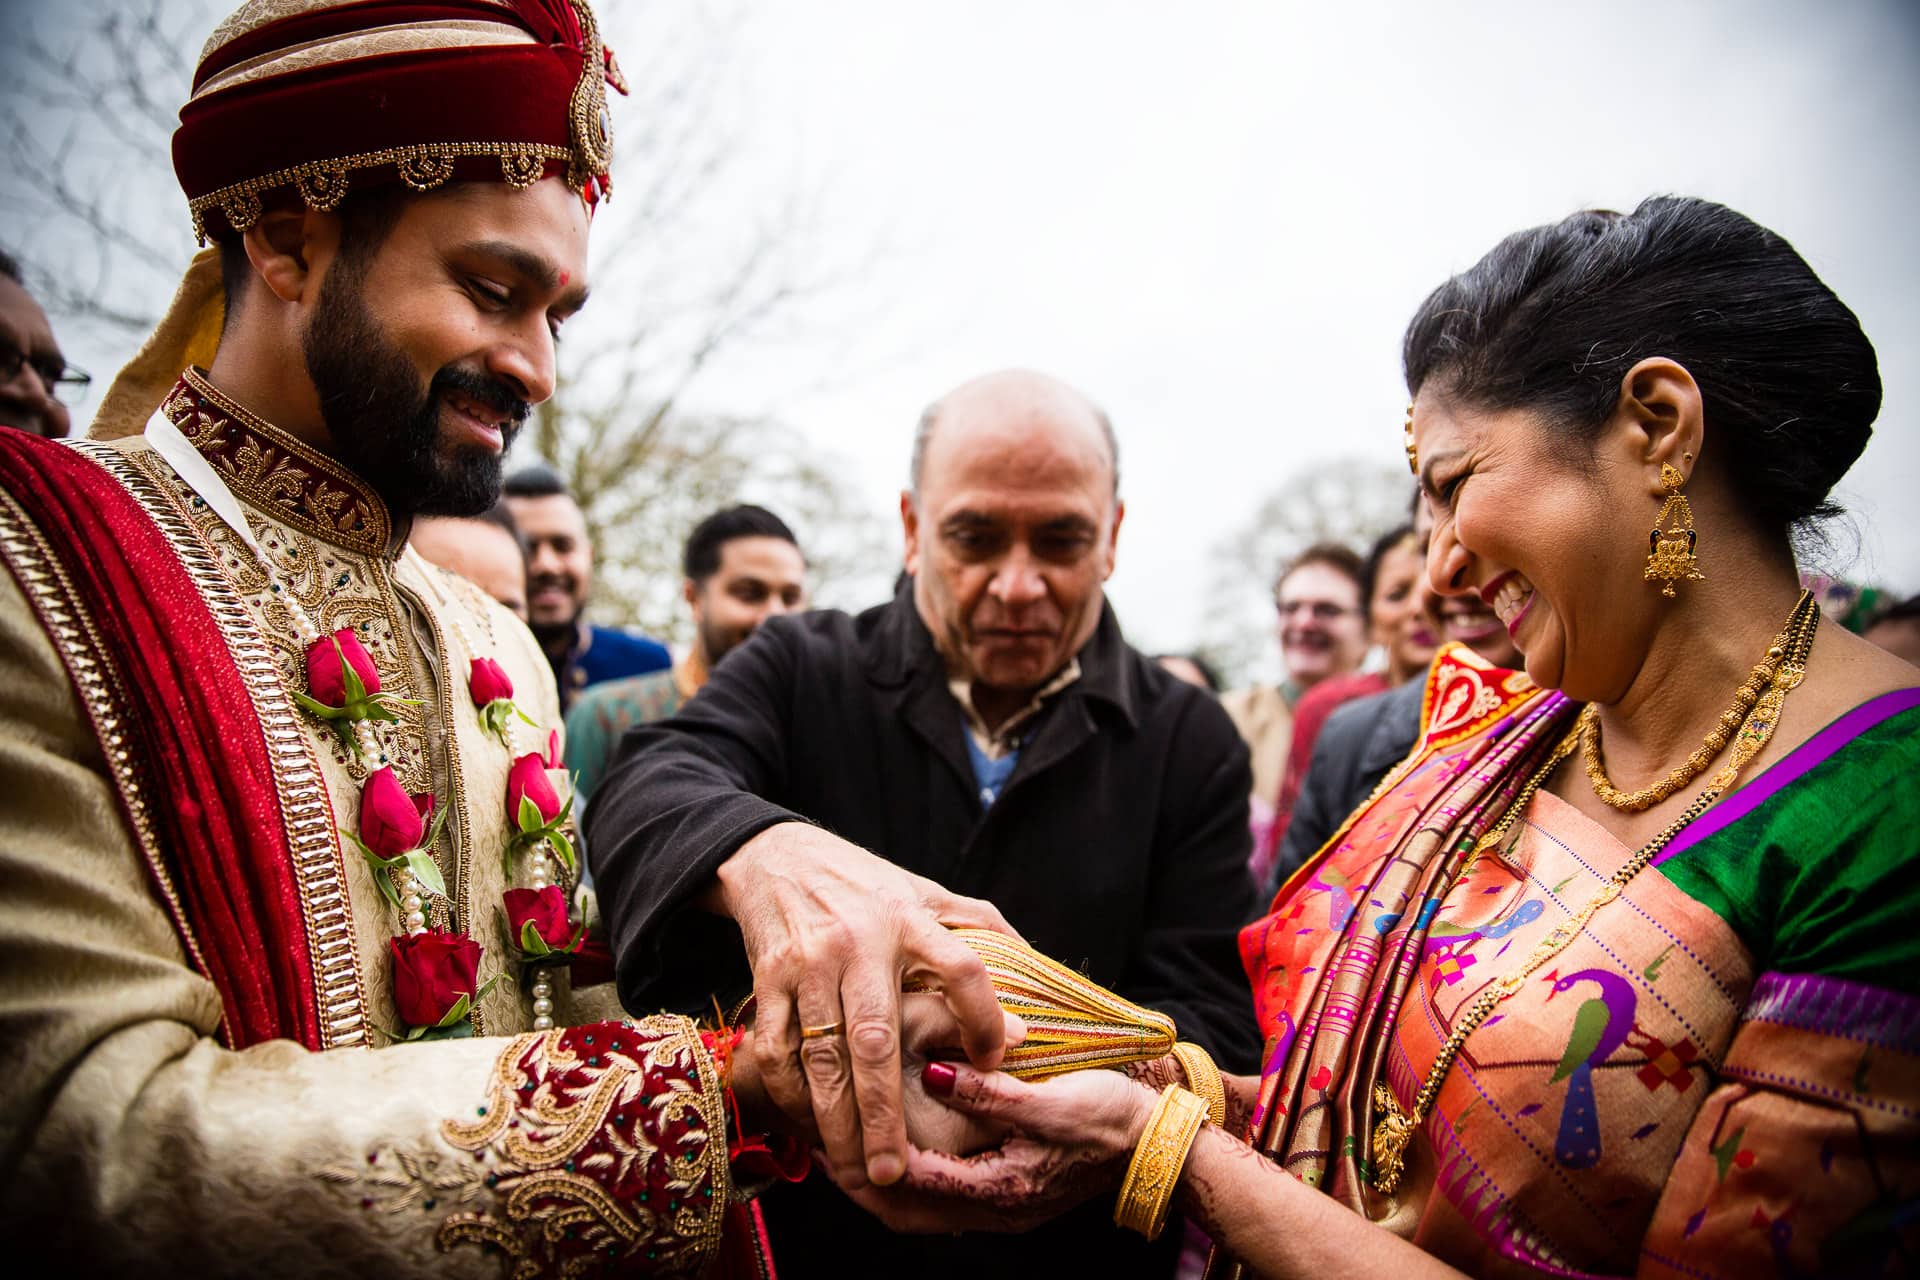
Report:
713,821,1020,1189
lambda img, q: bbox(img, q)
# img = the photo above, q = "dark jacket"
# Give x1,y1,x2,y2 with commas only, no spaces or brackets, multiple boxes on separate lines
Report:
1270,677,1424,891
586,582,1259,1278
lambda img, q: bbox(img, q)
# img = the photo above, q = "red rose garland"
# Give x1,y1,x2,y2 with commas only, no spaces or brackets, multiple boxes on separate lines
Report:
294,629,420,754
286,615,579,1040
390,931,488,1032
469,656,537,749
162,446,573,1041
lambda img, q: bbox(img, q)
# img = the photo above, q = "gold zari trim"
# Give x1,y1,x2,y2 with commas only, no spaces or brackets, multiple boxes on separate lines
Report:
188,142,572,242
439,1018,729,1275
80,440,372,1049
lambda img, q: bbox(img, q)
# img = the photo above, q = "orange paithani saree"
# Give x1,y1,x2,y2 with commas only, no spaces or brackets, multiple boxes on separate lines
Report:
1213,645,1919,1278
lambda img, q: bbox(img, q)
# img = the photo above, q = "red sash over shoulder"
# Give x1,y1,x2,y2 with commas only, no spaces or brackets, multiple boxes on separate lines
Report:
0,430,320,1050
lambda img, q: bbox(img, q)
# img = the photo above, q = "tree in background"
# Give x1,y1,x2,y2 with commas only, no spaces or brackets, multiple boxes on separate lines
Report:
1,0,218,347
1199,457,1415,687
1,0,890,643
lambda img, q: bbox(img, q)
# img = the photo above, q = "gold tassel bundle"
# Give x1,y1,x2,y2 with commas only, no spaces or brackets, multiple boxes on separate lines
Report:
944,928,1176,1080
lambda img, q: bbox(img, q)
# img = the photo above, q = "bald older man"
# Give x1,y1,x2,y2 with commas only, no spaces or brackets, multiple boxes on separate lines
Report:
587,369,1258,1278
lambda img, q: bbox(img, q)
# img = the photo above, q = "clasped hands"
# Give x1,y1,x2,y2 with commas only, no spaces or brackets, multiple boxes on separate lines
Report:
712,822,1164,1231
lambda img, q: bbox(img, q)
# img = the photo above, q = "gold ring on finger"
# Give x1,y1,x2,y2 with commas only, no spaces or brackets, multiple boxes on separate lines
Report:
799,1021,845,1041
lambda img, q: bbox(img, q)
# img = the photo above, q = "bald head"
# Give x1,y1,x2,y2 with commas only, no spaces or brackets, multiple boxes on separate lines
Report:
910,369,1119,500
900,368,1127,724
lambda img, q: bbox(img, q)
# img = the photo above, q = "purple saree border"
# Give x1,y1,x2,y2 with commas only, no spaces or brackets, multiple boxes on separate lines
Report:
1653,686,1920,867
1742,969,1920,1053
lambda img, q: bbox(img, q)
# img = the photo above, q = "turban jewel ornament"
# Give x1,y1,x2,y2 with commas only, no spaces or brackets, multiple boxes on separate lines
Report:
90,0,626,441
173,0,628,244
935,928,1178,1080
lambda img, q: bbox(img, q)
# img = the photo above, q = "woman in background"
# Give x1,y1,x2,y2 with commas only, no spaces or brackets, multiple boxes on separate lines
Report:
1263,520,1438,886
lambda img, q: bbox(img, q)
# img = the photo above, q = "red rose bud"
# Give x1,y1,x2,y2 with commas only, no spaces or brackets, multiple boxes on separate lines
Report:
306,627,380,708
360,766,432,856
507,752,564,827
545,727,563,769
504,885,574,950
468,657,514,709
389,930,481,1027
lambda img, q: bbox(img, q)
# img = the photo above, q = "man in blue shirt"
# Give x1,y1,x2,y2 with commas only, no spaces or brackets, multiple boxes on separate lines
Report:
503,463,669,709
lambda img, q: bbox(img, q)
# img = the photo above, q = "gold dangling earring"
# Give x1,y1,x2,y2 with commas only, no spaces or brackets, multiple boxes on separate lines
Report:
1644,458,1706,597
1402,404,1418,476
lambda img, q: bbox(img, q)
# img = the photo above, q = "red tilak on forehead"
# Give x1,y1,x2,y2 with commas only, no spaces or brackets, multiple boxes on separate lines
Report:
559,270,570,286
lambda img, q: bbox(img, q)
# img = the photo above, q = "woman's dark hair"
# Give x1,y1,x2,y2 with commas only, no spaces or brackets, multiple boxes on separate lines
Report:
1359,523,1415,622
1402,196,1880,535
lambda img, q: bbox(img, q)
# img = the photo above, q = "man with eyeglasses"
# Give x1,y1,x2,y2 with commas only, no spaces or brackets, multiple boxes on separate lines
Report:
1221,541,1369,879
0,250,87,439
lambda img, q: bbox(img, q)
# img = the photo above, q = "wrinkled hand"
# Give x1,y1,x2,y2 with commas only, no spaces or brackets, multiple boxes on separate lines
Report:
828,1063,1156,1235
731,994,1019,1157
715,822,1019,1188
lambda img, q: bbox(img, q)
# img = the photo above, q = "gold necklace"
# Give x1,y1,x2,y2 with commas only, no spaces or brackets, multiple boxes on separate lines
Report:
1369,590,1819,1194
1580,590,1816,812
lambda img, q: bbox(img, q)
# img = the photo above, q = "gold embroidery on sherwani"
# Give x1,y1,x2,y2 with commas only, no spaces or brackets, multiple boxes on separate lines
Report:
158,379,482,999
93,440,374,1048
111,374,564,1047
437,1018,730,1276
166,371,388,552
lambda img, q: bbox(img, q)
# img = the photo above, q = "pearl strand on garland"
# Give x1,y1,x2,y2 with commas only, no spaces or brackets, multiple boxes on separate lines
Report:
416,563,563,1030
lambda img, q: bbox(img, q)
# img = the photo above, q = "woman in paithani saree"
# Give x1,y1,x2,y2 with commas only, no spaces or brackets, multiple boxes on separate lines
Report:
840,197,1920,1278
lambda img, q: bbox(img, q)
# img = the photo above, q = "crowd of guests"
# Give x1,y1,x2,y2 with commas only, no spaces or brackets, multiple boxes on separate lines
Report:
1,3,1916,1275
6,239,1917,869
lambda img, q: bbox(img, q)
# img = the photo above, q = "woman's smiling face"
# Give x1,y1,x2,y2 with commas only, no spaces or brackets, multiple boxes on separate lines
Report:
1414,392,1652,701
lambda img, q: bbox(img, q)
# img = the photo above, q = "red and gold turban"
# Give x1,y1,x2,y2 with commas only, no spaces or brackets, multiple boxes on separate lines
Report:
93,0,623,439
175,0,627,243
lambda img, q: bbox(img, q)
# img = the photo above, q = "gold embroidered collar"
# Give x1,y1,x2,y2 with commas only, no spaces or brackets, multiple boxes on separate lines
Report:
162,368,395,557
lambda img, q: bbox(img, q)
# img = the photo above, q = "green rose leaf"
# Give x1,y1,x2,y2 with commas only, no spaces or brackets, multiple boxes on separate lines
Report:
416,1019,476,1042
433,992,473,1029
546,828,577,877
404,849,447,900
518,794,546,836
519,919,553,957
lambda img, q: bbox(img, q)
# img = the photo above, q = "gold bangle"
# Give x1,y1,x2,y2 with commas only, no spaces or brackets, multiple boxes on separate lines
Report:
1170,1041,1227,1128
1112,1085,1208,1240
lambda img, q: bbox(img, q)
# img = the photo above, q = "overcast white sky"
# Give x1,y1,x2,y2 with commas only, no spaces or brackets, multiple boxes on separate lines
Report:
669,0,1920,657
15,0,1919,665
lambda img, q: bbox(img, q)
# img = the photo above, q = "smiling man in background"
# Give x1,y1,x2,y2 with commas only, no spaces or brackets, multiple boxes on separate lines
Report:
586,367,1259,1278
504,461,670,709
1220,541,1368,862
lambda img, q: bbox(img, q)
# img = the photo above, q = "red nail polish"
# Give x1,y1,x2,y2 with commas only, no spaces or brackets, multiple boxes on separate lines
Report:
922,1061,956,1097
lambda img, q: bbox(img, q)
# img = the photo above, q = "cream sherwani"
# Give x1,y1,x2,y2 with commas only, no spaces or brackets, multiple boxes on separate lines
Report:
0,371,731,1275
